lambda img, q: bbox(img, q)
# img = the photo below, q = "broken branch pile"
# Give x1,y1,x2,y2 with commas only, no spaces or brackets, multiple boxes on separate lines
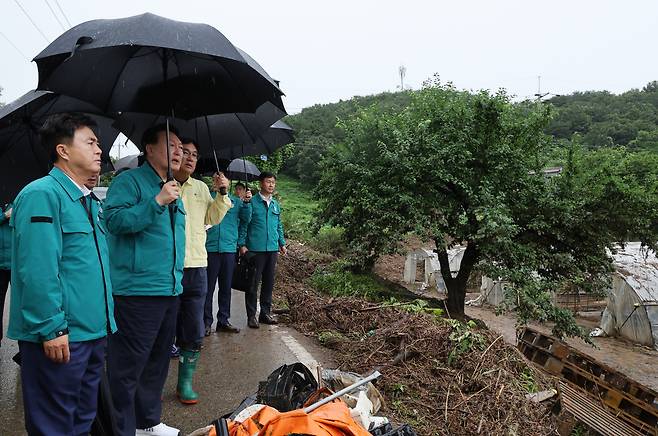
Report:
276,244,558,435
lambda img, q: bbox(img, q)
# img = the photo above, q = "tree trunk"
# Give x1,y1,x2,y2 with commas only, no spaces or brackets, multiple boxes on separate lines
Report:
435,240,479,317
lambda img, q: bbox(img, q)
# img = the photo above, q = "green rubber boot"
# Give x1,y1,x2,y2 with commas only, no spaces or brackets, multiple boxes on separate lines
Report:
177,349,200,404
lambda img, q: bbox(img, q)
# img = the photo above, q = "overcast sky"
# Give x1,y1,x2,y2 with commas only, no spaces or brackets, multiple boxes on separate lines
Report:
1,0,657,115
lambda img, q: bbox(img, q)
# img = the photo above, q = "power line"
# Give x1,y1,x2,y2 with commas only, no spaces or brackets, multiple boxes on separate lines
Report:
53,0,72,28
43,0,66,31
13,0,50,43
0,31,30,61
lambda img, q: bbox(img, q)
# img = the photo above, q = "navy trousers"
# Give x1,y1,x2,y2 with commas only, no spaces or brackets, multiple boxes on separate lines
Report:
0,268,9,342
245,251,278,318
204,252,236,327
177,267,207,350
19,337,106,436
107,296,178,435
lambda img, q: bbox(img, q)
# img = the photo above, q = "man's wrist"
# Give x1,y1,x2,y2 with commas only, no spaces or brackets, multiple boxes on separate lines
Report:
42,327,69,342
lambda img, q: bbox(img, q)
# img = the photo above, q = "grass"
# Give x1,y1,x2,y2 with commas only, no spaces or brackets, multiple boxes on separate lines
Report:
310,259,388,300
275,174,318,241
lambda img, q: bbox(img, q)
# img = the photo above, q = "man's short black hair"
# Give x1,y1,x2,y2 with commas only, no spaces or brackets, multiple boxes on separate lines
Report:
40,112,97,164
141,123,180,149
258,171,276,181
179,137,200,152
235,182,246,189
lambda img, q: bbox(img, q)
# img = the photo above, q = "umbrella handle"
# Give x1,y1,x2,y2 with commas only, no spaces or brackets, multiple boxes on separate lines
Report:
242,144,248,185
165,118,173,181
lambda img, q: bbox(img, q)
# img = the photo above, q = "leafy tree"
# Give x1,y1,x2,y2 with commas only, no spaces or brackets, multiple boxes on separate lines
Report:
628,129,658,152
283,91,413,186
246,143,294,175
316,81,658,337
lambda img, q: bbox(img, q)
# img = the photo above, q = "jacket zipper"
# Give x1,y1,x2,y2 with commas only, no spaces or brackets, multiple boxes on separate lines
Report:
169,203,177,295
264,199,270,251
83,198,112,335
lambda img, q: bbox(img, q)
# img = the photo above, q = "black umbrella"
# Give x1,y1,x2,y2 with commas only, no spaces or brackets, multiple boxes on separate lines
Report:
0,90,118,205
215,120,294,160
225,158,261,182
33,13,285,119
113,102,286,157
195,120,294,174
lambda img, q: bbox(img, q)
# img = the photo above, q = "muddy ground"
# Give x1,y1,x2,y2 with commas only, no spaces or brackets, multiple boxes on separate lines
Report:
373,244,658,392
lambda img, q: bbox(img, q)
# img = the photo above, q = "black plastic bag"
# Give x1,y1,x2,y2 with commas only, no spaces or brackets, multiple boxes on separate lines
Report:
231,251,257,293
257,363,318,412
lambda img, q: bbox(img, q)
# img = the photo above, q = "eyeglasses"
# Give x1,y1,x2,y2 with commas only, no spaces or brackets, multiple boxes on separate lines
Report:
182,149,198,160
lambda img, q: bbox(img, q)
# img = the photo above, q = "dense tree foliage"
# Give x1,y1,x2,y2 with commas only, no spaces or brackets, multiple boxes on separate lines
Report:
314,82,658,337
284,82,658,192
546,81,658,151
283,92,412,185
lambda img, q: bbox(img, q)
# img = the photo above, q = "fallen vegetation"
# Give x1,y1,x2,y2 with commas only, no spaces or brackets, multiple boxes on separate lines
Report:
275,243,558,436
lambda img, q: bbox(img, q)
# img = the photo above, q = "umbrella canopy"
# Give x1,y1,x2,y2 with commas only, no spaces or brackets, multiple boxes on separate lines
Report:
112,154,141,172
195,120,294,174
216,120,294,159
225,158,261,182
34,13,285,119
0,90,118,204
113,102,285,154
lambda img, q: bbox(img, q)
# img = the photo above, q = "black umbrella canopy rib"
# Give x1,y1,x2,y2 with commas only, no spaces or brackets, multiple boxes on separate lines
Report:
34,13,285,119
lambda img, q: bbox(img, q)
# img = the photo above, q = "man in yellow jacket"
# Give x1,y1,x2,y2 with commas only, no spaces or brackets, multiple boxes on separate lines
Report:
173,137,231,404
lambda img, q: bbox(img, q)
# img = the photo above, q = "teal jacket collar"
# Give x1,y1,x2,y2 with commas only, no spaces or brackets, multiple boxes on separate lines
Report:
141,161,167,185
49,167,86,202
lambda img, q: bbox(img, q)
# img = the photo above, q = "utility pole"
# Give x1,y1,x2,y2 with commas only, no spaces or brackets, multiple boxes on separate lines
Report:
399,65,406,91
534,75,549,100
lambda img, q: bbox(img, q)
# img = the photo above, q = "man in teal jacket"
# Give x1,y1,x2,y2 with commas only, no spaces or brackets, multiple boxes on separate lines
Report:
7,113,116,435
104,124,184,436
239,172,286,328
204,179,252,334
0,201,12,347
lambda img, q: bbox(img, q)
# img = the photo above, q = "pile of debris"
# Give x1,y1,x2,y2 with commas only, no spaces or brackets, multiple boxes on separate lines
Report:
276,245,558,435
188,363,414,436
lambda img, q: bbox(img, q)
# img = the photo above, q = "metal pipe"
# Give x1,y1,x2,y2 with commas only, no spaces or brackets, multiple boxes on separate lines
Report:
303,371,381,414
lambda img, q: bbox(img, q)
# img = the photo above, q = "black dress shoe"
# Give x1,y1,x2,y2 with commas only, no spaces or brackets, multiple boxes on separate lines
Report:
259,313,278,325
204,325,212,337
216,323,240,333
247,316,260,329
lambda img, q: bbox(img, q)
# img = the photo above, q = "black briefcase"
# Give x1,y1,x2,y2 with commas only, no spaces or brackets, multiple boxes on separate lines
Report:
231,252,257,293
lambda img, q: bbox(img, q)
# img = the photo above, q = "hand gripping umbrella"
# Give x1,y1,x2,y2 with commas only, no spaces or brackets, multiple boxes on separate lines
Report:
0,90,118,205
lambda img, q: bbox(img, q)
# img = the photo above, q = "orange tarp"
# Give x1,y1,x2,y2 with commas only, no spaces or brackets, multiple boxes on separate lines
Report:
221,400,372,436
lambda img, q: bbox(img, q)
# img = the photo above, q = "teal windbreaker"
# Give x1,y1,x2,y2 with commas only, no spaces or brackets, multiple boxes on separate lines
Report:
103,163,186,296
242,194,285,252
206,193,252,253
7,167,116,343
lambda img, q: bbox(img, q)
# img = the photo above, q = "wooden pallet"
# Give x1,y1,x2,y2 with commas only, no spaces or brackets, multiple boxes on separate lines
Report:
518,327,658,435
560,382,646,436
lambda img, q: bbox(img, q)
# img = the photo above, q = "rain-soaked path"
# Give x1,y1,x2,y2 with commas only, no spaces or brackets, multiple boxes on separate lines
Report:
1,288,334,435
